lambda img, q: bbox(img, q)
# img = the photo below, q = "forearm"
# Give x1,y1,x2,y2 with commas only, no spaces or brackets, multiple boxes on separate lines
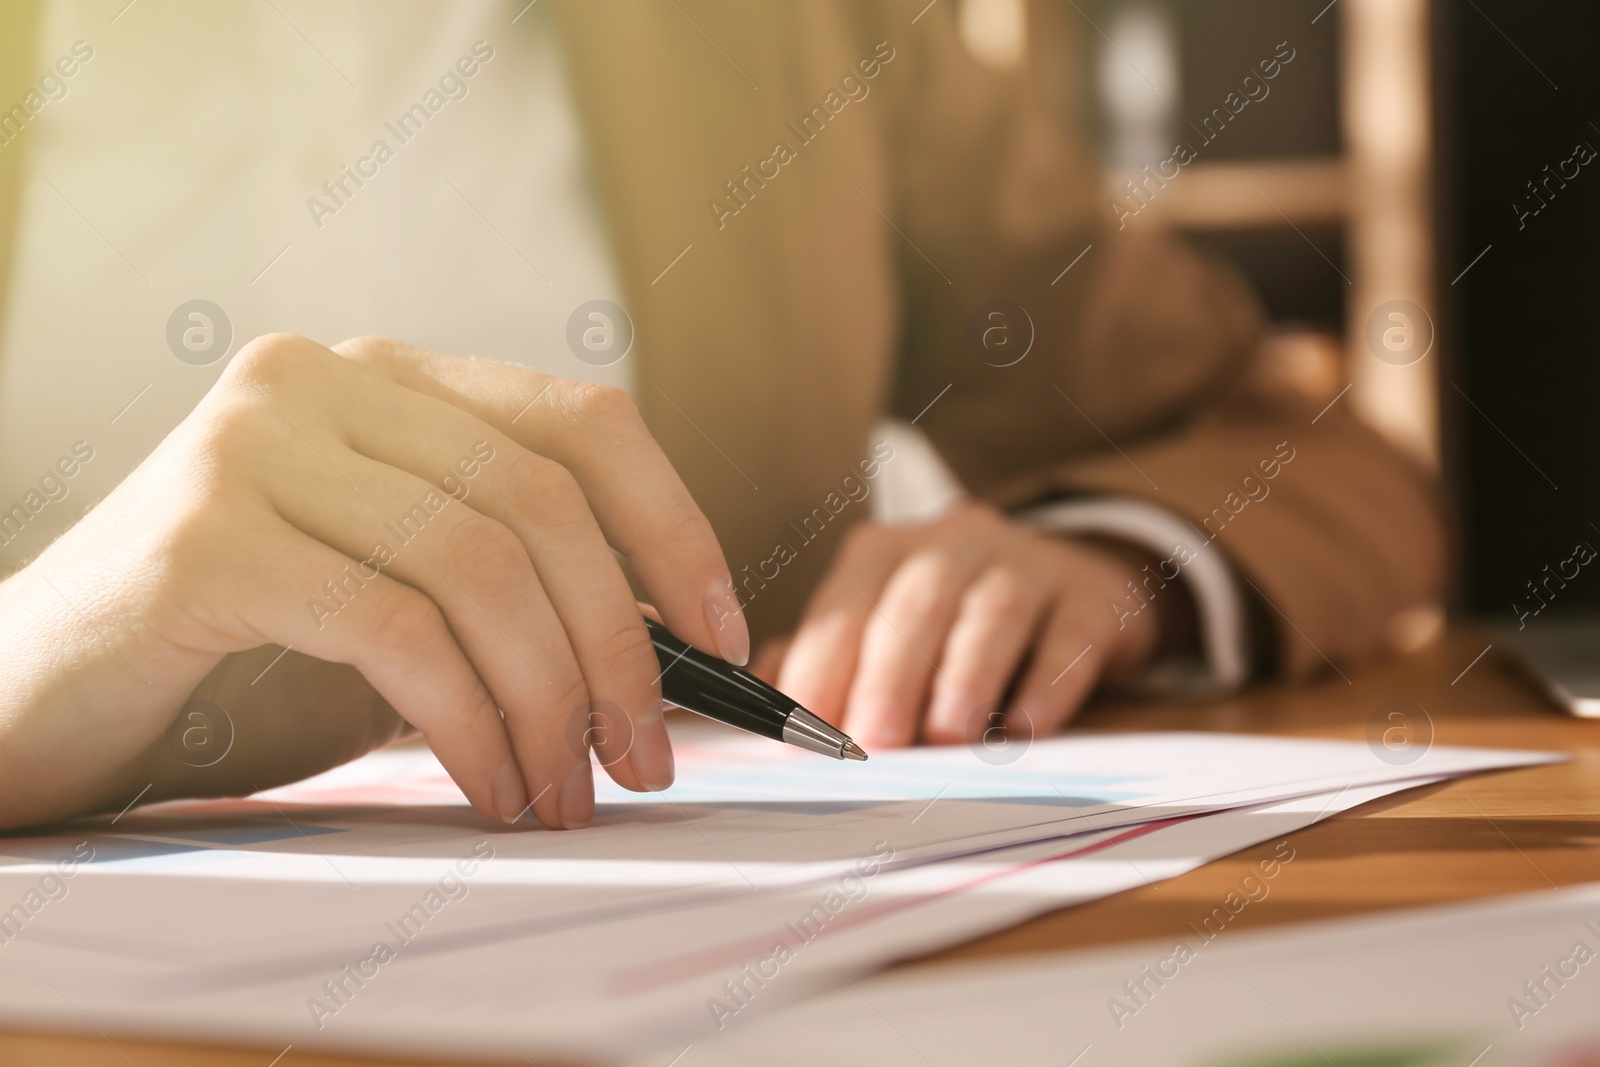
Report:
0,565,405,828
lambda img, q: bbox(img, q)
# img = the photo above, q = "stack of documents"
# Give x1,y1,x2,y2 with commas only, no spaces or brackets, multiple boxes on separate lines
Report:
675,878,1600,1067
0,727,1559,1063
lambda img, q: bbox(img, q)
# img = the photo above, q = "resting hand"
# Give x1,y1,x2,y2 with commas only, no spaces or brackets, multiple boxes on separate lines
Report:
756,503,1163,749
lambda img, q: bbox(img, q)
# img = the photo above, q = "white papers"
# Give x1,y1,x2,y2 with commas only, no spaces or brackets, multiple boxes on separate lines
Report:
679,880,1600,1067
0,728,1559,1063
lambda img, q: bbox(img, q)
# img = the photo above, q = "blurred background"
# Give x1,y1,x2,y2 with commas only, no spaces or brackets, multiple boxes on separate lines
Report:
958,0,1598,624
5,0,1592,629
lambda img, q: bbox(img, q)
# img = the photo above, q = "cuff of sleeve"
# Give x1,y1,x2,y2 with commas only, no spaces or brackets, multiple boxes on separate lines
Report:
1015,498,1249,689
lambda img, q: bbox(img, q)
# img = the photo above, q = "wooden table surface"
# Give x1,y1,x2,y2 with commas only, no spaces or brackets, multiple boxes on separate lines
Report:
6,628,1597,1066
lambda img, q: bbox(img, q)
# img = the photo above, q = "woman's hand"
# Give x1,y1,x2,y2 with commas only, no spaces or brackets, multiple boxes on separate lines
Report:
755,503,1163,749
0,334,748,831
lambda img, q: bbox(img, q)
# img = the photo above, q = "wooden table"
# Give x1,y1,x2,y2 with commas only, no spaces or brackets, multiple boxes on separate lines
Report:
6,629,1597,1065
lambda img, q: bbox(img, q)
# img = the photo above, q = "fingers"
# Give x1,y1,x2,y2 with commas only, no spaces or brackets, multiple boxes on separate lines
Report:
777,508,1131,750
233,335,674,803
1005,600,1108,739
776,523,906,725
923,564,1054,744
325,370,672,795
233,513,523,825
332,337,749,666
840,539,994,748
262,445,596,830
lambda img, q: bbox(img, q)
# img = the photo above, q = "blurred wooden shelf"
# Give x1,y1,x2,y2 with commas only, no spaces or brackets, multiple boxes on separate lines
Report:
1104,156,1348,230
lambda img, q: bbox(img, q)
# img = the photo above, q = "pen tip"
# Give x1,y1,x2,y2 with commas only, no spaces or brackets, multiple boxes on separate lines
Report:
842,741,868,761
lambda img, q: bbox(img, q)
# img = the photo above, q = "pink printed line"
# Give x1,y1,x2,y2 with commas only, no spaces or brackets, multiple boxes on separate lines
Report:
610,812,1200,994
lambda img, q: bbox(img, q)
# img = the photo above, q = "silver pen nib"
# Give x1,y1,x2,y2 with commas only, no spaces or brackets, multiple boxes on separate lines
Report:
782,707,866,761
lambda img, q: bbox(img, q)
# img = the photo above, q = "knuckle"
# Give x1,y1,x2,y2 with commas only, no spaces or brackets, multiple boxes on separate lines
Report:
558,381,639,431
881,552,957,615
553,674,594,729
197,395,279,465
654,502,715,550
330,334,401,368
223,333,324,388
507,454,586,524
969,569,1030,618
597,615,658,678
368,588,446,655
443,516,529,586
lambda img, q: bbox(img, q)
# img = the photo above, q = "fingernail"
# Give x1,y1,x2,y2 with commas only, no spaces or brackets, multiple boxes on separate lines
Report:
629,704,676,791
493,759,529,825
558,760,594,830
704,577,750,666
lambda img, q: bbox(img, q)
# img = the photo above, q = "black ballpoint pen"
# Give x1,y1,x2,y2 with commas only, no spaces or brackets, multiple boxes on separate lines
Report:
645,618,868,761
